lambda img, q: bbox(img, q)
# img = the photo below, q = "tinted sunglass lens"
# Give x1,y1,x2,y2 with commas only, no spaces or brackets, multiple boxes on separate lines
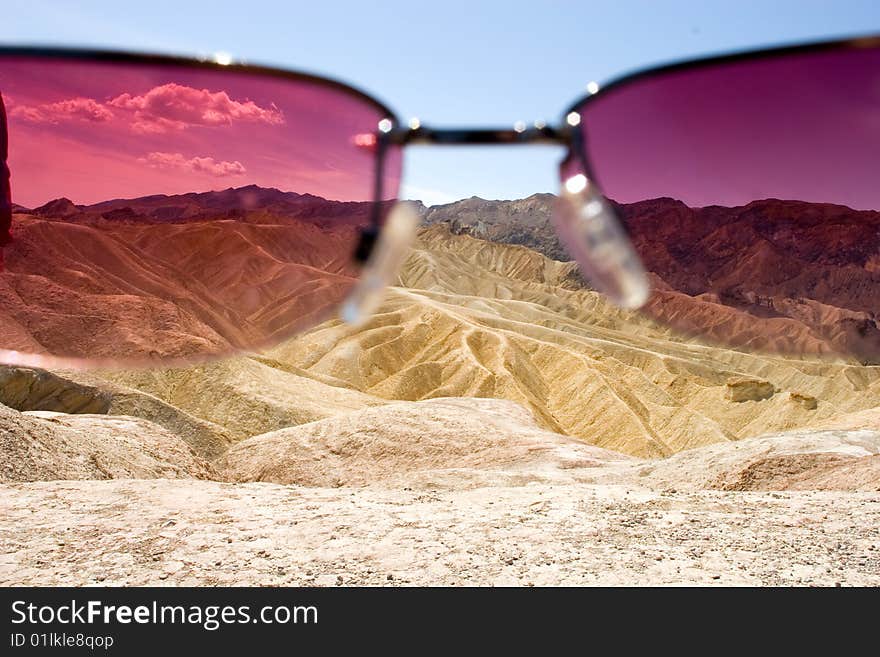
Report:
0,56,401,367
574,44,880,362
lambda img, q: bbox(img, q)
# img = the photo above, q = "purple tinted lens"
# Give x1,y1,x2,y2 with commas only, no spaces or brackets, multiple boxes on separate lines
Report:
577,43,880,362
0,56,401,367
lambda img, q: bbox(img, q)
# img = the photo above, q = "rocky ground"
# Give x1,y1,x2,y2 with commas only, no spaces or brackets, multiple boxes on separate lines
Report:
2,479,878,586
2,397,878,586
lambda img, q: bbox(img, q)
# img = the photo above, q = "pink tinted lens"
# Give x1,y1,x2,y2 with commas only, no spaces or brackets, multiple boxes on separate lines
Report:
0,56,401,367
577,44,880,362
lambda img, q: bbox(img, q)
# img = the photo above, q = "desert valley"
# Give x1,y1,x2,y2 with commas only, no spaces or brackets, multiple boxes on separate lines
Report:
1,188,878,585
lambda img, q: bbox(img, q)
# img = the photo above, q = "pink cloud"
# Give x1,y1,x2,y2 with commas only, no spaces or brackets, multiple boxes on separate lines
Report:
110,83,284,133
139,152,247,177
10,97,113,124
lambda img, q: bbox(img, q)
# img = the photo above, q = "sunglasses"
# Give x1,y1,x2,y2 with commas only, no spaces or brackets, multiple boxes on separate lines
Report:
0,35,878,369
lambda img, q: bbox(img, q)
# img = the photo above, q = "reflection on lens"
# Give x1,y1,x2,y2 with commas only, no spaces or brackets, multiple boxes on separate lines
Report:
0,57,400,367
577,45,880,363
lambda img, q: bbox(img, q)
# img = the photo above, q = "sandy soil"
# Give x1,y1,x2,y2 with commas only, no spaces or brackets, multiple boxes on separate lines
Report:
2,479,877,586
2,394,879,586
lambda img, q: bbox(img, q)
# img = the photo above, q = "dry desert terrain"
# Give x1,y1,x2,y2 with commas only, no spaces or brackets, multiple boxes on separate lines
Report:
2,193,879,585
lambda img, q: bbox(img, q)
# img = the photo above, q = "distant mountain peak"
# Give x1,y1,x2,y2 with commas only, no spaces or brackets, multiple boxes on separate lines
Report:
33,197,80,217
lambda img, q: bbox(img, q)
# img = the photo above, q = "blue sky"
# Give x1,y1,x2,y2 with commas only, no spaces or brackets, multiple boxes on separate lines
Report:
2,0,878,205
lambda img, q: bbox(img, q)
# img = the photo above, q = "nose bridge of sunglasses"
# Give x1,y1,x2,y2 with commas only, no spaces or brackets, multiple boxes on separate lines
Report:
388,121,651,309
385,123,569,147
364,121,649,311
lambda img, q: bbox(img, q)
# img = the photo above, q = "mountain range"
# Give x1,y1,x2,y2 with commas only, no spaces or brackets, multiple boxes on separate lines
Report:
25,184,390,225
424,193,880,363
3,185,878,363
1,186,387,362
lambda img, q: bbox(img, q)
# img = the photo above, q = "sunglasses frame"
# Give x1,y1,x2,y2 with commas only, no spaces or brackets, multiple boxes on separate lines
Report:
0,33,877,368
